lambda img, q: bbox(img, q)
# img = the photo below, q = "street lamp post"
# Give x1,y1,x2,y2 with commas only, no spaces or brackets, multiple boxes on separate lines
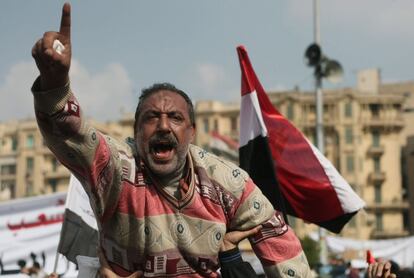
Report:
304,0,343,266
314,0,328,266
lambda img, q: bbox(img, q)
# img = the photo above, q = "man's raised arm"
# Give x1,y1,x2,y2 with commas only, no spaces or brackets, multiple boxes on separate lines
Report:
30,3,122,222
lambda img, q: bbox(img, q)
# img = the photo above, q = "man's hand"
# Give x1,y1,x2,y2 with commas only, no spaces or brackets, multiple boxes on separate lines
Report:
367,261,397,278
31,3,72,90
219,226,262,252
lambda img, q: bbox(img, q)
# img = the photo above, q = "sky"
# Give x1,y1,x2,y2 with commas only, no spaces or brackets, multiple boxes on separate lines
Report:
1,0,413,122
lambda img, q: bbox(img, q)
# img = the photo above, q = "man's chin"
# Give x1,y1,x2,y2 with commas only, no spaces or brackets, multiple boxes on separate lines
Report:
146,160,177,177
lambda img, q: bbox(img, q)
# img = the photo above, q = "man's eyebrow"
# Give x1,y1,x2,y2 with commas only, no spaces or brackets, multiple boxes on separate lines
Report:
141,109,160,115
141,109,184,116
168,111,184,115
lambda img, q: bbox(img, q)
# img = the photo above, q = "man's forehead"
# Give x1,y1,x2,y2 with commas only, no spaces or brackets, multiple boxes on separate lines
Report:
141,90,188,107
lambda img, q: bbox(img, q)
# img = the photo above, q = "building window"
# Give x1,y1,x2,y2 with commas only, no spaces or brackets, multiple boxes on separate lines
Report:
26,182,34,196
374,157,381,173
372,131,380,147
203,118,209,133
49,179,58,192
345,127,353,144
370,104,380,118
374,184,382,203
26,157,34,175
52,157,59,172
12,137,18,151
230,117,238,132
375,213,383,231
1,164,16,175
287,102,294,120
346,155,354,173
2,181,16,198
213,119,218,131
26,134,34,148
345,102,352,118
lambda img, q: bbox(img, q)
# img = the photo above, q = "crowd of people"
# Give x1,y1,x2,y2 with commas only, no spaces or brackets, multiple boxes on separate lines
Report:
0,252,48,277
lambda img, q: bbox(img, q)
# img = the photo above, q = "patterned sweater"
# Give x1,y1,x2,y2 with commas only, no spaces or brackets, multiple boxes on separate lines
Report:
32,78,312,277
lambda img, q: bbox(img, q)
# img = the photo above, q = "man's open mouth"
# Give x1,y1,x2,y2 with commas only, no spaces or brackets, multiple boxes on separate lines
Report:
150,141,176,161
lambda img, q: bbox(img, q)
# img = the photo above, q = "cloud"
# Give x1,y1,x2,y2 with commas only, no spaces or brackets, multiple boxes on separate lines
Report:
70,60,134,121
0,61,38,121
0,60,134,122
188,62,240,102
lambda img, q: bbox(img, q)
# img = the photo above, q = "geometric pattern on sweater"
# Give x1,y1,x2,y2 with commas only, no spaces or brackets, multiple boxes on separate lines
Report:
32,79,312,277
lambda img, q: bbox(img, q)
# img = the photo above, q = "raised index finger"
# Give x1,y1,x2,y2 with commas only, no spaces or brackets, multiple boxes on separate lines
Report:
59,3,71,39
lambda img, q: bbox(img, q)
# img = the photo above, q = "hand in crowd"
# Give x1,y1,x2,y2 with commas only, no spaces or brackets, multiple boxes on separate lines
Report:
31,3,72,90
367,261,397,278
219,225,262,252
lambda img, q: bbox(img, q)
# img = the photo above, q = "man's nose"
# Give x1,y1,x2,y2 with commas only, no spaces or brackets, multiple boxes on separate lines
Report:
157,114,171,132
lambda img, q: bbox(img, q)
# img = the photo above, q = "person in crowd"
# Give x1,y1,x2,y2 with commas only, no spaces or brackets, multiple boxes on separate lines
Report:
0,257,27,275
28,261,48,278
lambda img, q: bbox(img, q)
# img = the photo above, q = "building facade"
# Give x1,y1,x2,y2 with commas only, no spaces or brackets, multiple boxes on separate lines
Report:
0,118,130,201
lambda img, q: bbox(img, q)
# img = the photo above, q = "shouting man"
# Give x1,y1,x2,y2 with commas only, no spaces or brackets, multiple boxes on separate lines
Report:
32,3,312,277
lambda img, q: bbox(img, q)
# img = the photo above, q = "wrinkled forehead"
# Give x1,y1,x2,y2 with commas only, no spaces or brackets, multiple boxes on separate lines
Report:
141,90,189,111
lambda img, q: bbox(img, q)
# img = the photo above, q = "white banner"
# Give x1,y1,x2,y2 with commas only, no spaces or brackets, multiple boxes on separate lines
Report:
0,193,78,277
310,233,414,268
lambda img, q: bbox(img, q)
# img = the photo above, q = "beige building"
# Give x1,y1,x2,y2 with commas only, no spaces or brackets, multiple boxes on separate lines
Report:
0,117,131,201
195,69,414,240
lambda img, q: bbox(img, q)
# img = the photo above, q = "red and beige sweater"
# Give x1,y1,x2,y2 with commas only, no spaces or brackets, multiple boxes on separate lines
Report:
32,78,312,277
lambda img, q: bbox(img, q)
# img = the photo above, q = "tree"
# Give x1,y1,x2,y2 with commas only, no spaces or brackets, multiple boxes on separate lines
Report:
300,235,320,268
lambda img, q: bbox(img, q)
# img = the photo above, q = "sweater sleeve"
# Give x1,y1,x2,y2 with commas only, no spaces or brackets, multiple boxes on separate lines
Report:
31,77,123,222
229,178,312,278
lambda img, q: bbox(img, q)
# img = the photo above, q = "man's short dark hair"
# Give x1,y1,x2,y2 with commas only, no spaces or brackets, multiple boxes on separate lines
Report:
134,83,195,135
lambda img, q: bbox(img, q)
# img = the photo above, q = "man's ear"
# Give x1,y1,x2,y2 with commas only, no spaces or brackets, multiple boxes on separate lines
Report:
190,123,196,143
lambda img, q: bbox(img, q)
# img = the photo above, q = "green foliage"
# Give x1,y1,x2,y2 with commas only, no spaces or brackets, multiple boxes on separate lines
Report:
300,235,320,268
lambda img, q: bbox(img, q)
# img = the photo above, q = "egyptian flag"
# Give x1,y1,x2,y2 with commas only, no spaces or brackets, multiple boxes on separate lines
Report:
237,45,365,233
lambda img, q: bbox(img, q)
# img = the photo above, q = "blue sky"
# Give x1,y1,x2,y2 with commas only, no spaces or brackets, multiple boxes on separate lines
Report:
1,0,413,121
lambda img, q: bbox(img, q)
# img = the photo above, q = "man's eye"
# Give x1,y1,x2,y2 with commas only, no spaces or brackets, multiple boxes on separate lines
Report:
170,114,183,121
143,114,158,121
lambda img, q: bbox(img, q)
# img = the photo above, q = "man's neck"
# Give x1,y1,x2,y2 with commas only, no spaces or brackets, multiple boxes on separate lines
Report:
155,159,187,188
155,160,187,199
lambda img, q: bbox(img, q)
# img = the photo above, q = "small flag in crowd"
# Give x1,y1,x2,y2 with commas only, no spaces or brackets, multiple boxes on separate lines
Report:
366,250,376,264
237,45,365,233
57,175,99,263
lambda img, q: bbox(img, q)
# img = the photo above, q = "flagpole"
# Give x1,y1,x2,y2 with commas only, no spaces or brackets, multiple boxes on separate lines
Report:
53,252,60,273
314,0,329,266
